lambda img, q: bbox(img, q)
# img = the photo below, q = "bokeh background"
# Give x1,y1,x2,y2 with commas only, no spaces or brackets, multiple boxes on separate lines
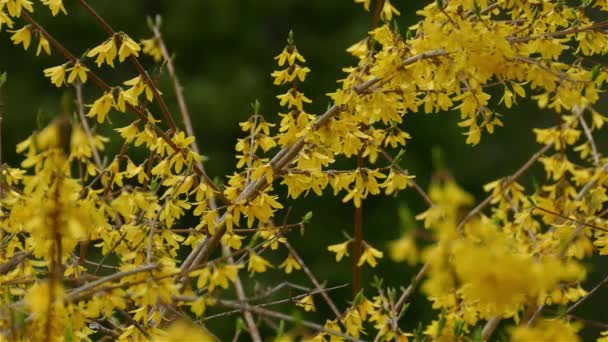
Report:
2,1,607,340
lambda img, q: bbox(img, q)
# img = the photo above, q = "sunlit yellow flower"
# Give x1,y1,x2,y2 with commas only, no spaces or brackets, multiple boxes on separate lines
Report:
41,0,67,16
353,0,371,11
381,0,400,21
141,37,163,62
248,252,273,274
43,63,68,87
118,32,141,62
9,25,31,50
5,0,34,18
357,245,383,267
278,254,301,274
87,37,117,67
296,295,316,312
0,9,15,32
510,319,581,342
35,33,50,56
87,92,114,123
327,240,350,262
274,47,305,67
67,62,89,84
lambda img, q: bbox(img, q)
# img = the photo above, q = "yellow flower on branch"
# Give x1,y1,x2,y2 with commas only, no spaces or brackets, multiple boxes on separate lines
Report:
141,37,162,62
296,294,316,312
248,252,273,274
67,62,89,84
35,33,50,56
327,240,350,262
357,244,383,267
9,25,31,50
118,32,141,62
279,253,301,274
87,91,115,123
0,9,14,32
43,63,68,87
41,0,67,16
381,0,400,21
87,37,118,67
5,0,34,18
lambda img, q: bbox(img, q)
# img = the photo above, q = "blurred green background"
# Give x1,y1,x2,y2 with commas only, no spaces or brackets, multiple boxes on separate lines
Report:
1,0,607,340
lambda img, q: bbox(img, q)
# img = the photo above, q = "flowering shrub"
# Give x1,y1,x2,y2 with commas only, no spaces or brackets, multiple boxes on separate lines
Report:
1,0,608,341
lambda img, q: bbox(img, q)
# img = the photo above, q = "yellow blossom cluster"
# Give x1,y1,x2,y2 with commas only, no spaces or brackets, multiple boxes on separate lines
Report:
1,0,608,341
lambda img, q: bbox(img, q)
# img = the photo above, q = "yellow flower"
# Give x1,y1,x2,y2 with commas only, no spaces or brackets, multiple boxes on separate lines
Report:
353,0,371,11
327,240,350,262
9,25,31,50
141,37,163,62
381,0,400,21
118,32,141,62
510,319,581,342
5,0,34,18
296,295,316,312
87,37,117,67
41,0,67,16
36,34,50,56
0,9,15,32
67,62,89,84
87,92,114,123
274,47,305,67
357,245,383,267
388,234,418,265
248,252,273,274
279,254,301,274
43,63,68,87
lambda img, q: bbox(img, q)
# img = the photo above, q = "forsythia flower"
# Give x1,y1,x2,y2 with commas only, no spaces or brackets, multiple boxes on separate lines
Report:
43,63,68,87
5,0,34,17
118,32,141,62
87,92,115,123
388,234,418,265
87,37,118,67
353,0,371,11
296,295,316,312
36,34,50,56
278,254,301,274
381,0,400,21
510,319,581,342
141,37,163,62
67,62,89,84
41,0,67,16
327,240,350,262
248,252,273,274
9,25,31,50
358,245,383,267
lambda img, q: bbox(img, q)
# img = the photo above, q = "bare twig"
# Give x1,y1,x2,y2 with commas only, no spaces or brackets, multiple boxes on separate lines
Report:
215,299,362,342
283,241,342,319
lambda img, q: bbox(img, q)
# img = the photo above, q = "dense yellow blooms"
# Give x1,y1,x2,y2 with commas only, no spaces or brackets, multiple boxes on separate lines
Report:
1,0,608,340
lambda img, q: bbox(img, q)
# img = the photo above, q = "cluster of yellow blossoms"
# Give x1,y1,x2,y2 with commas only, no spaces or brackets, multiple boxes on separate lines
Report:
1,0,608,340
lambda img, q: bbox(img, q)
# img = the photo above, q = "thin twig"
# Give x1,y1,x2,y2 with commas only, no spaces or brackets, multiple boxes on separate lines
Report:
215,299,363,342
283,241,342,319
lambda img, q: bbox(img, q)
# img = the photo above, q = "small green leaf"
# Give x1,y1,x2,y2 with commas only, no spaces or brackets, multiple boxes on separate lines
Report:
352,289,365,306
0,72,7,88
302,211,313,224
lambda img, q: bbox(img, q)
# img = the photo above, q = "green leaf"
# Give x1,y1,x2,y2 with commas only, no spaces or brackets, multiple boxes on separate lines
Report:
352,289,365,306
302,211,313,224
0,72,7,88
